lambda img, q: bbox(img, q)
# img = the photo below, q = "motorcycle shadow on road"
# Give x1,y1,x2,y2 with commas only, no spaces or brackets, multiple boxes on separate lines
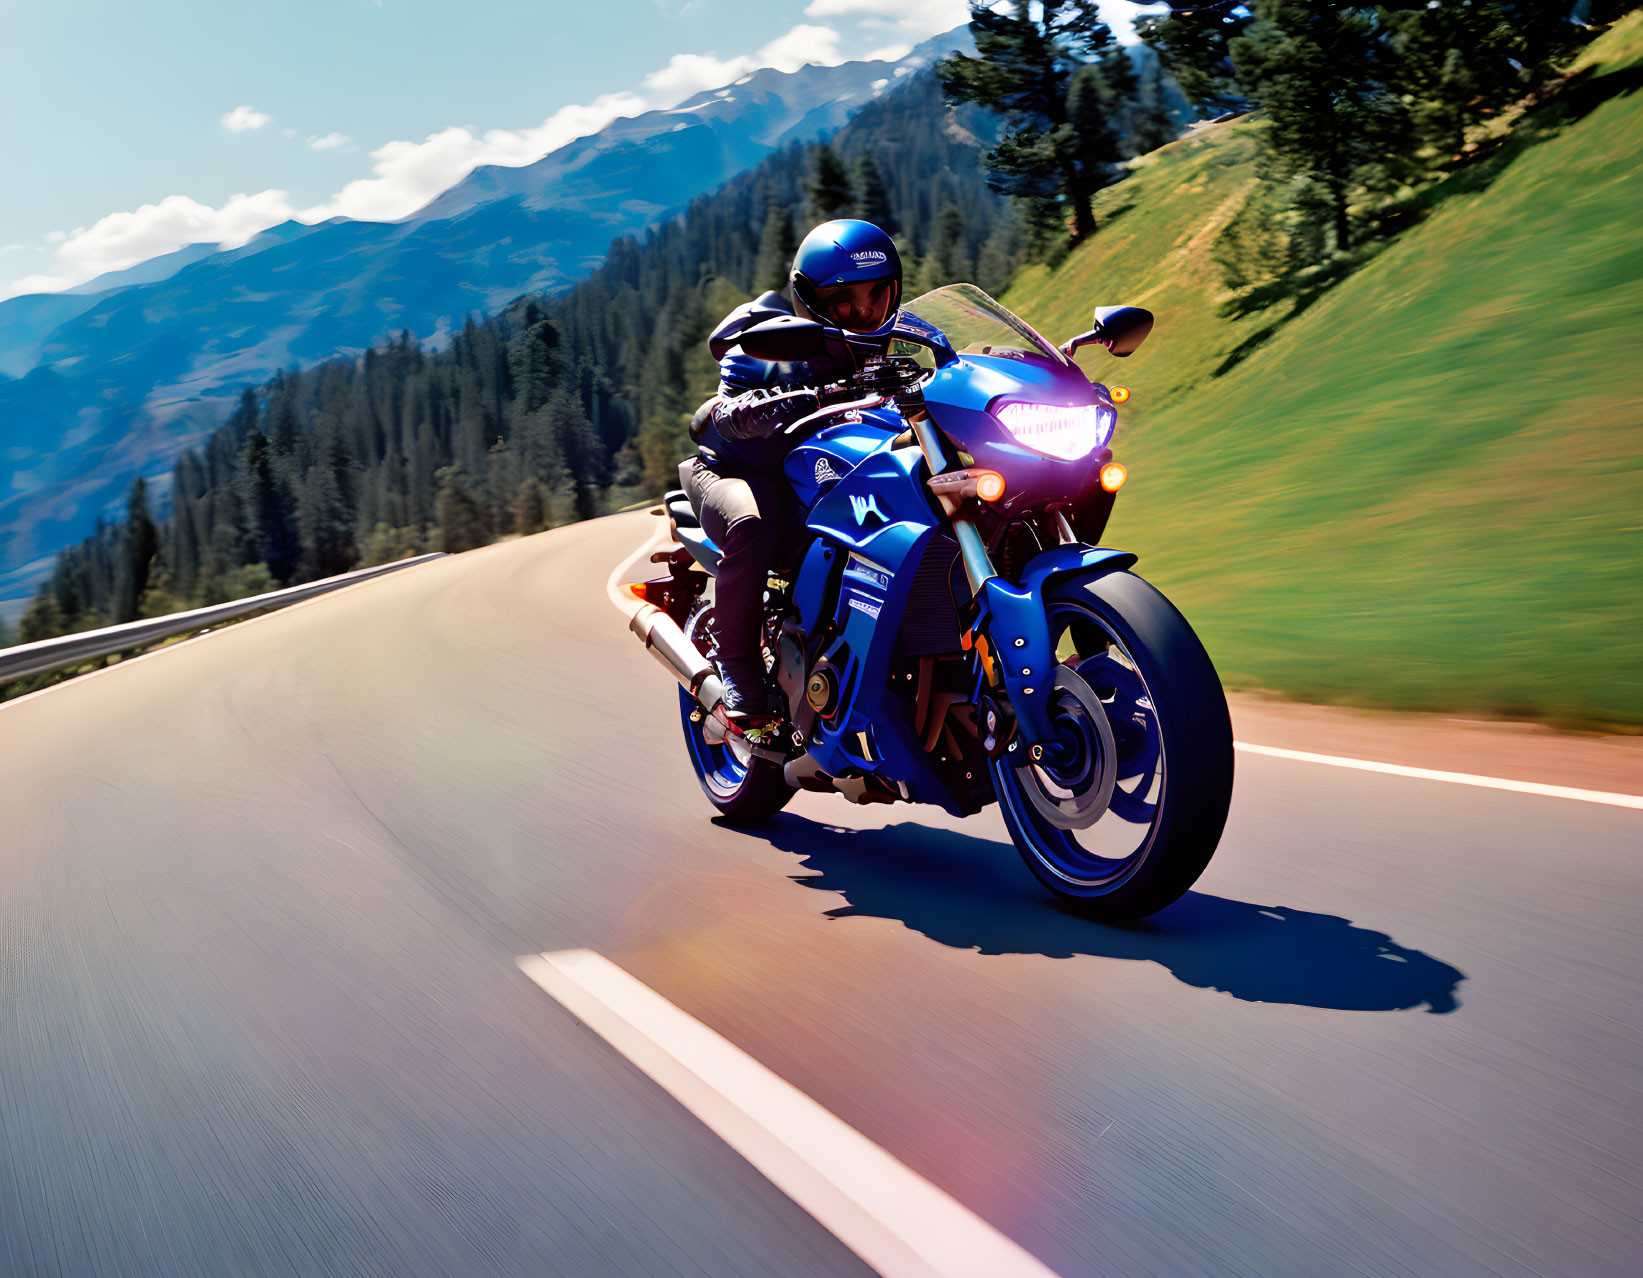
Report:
750,815,1465,1014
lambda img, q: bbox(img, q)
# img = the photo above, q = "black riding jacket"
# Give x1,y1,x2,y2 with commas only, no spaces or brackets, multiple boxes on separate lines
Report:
694,290,861,474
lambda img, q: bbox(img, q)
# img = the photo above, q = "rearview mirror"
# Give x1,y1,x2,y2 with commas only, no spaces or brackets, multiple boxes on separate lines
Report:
1092,306,1154,357
737,316,828,362
1063,306,1155,359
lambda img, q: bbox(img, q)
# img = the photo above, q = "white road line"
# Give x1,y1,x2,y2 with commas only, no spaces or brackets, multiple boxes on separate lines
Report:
604,524,1642,811
605,512,669,619
1234,741,1643,811
516,949,1062,1278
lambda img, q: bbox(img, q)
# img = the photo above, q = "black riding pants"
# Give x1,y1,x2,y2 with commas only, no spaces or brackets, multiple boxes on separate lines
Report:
679,456,797,682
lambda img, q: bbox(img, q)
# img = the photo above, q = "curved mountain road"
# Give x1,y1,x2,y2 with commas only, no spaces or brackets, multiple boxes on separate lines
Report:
2,513,1639,1277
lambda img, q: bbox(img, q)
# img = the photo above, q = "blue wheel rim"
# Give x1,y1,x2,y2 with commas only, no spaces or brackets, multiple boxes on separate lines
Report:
994,596,1166,890
678,605,752,799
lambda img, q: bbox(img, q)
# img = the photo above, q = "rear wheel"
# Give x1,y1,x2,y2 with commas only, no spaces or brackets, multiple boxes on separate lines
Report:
677,601,795,824
990,570,1233,921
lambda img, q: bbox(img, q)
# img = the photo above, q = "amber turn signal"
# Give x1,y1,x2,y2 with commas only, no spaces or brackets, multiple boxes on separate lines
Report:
1109,385,1131,404
1099,462,1128,493
927,467,1007,513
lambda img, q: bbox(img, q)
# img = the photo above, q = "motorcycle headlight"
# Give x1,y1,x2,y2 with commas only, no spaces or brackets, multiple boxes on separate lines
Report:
990,401,1115,461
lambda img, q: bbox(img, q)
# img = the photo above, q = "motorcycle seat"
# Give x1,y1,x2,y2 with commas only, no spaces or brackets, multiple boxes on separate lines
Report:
664,489,700,529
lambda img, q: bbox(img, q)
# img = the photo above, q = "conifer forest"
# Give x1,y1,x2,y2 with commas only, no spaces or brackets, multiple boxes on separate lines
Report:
13,1,1619,650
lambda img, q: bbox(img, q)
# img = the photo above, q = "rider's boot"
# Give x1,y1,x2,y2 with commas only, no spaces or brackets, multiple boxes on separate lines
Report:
718,657,783,726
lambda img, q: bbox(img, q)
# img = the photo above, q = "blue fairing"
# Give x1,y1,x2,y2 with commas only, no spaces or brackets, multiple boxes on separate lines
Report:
923,354,1112,514
971,546,1139,748
676,288,1150,818
784,408,903,509
793,443,964,812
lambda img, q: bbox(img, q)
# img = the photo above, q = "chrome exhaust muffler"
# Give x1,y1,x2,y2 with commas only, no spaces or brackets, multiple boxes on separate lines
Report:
629,603,724,716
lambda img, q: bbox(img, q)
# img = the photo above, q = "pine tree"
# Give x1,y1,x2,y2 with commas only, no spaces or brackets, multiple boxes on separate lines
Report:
514,477,548,536
1096,44,1139,130
509,306,560,419
545,389,604,520
1066,63,1124,183
435,465,491,553
752,204,798,294
19,590,66,643
240,429,301,584
1135,4,1253,118
116,477,159,623
853,154,896,233
1128,61,1177,155
1382,1,1577,159
296,424,356,581
938,1,1120,246
266,374,305,464
807,143,857,222
1230,3,1416,254
226,387,259,439
974,206,1025,294
917,203,972,293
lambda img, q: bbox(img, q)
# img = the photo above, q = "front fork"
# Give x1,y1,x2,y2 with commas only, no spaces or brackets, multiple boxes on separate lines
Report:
901,396,1063,765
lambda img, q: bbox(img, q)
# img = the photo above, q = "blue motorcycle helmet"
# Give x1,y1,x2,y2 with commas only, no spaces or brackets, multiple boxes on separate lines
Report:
790,219,902,350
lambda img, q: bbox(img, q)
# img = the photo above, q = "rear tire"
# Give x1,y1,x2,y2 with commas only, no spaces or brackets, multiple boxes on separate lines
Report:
678,602,795,824
991,570,1233,922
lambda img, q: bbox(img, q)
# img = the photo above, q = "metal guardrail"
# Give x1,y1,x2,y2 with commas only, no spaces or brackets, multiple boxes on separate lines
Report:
0,553,445,685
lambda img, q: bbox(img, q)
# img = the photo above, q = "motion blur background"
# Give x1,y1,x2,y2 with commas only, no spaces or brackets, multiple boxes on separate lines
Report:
3,0,1639,731
4,5,1643,1277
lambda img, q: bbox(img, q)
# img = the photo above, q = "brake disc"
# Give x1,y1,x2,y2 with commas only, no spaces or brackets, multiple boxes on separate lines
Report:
1013,663,1118,831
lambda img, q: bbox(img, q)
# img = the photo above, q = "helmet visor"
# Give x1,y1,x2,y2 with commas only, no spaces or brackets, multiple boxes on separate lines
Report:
812,276,899,333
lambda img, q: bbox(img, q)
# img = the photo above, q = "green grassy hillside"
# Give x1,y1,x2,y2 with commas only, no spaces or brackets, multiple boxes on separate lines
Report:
1004,16,1643,728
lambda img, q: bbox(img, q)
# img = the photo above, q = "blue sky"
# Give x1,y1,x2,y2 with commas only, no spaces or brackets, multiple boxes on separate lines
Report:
0,0,1163,299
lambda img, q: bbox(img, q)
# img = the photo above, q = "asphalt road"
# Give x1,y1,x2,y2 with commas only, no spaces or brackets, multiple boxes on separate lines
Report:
2,512,1639,1277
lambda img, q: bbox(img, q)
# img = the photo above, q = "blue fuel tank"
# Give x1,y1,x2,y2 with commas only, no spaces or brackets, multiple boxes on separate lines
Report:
784,408,903,509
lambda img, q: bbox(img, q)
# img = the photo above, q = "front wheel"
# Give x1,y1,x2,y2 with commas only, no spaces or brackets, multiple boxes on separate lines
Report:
990,570,1233,922
677,601,794,824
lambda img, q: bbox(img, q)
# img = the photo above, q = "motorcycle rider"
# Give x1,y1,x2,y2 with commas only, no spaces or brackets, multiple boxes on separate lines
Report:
680,218,904,723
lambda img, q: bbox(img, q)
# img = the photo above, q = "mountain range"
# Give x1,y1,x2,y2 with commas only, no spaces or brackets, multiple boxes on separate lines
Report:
0,30,968,615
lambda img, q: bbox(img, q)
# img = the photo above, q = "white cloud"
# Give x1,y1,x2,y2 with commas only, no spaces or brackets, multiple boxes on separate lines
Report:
5,191,296,296
810,0,1163,47
299,91,647,222
637,22,846,103
642,51,757,102
6,18,869,298
804,0,968,43
866,43,912,62
301,21,846,224
221,104,272,133
758,23,844,73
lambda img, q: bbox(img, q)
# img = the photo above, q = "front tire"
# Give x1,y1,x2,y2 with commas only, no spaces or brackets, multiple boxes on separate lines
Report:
677,601,794,824
991,570,1233,922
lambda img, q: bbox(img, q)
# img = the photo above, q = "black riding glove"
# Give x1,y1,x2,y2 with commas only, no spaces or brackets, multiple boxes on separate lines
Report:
712,385,822,441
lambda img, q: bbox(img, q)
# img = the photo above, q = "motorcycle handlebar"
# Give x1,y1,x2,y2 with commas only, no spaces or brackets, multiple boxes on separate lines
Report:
777,358,928,436
778,391,892,436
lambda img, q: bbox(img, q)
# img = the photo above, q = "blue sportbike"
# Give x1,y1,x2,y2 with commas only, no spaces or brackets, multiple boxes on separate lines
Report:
628,285,1233,921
